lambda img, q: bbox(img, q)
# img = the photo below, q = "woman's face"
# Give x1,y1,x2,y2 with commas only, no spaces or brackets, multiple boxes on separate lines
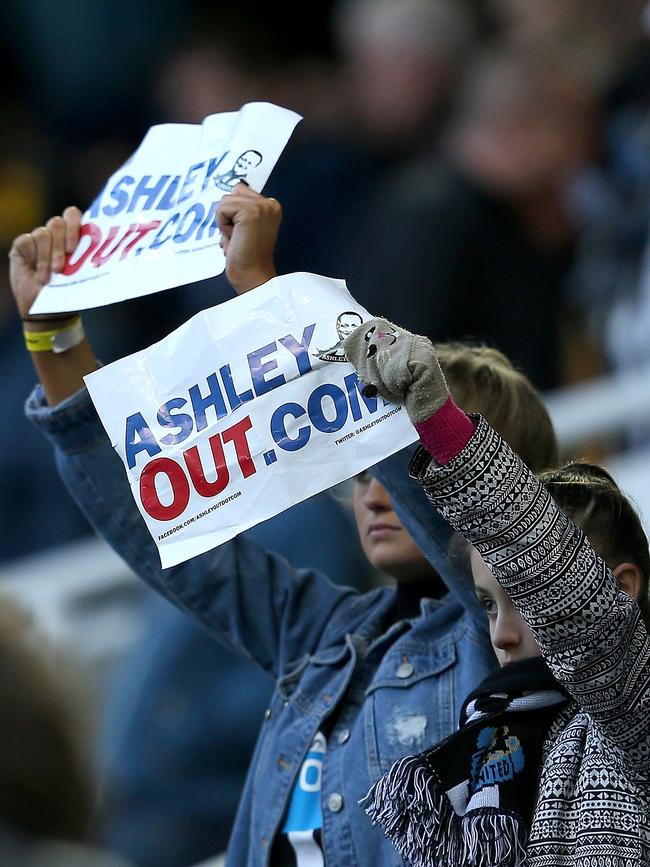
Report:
353,472,438,583
470,547,542,666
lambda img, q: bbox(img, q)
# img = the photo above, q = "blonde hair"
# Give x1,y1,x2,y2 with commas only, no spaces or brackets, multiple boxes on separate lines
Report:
438,341,559,473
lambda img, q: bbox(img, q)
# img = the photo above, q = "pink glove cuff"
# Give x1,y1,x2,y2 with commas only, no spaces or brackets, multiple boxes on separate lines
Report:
414,396,476,465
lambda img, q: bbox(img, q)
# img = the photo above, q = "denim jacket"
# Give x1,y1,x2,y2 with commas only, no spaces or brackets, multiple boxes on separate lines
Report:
27,384,495,867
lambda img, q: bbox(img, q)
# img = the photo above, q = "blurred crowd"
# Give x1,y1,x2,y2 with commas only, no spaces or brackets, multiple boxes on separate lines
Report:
1,0,649,864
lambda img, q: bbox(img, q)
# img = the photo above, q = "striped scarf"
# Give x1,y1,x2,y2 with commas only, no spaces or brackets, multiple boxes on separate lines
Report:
361,657,568,867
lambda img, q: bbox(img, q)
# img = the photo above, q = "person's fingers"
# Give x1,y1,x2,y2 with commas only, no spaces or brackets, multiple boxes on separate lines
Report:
8,232,38,270
217,195,278,239
62,205,82,254
261,196,282,222
46,216,67,272
216,191,251,231
218,189,281,221
31,226,53,284
217,195,261,221
216,201,235,238
232,181,258,196
217,189,283,287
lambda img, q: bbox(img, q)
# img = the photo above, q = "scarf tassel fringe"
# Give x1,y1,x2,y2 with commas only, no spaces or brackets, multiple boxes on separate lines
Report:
361,754,528,867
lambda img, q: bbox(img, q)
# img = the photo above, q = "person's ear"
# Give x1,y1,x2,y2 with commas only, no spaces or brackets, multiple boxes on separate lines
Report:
612,562,644,602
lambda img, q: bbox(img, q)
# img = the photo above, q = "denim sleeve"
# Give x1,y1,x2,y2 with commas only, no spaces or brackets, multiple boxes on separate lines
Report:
26,384,358,677
373,446,488,634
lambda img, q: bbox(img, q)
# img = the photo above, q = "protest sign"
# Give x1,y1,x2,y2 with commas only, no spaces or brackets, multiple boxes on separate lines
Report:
84,274,419,567
30,102,301,315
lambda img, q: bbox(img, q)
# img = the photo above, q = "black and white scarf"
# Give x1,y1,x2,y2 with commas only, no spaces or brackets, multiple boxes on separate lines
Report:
361,658,568,867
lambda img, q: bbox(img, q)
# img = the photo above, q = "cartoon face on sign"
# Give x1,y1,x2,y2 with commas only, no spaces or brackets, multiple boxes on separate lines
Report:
336,312,364,340
214,150,264,191
314,311,363,363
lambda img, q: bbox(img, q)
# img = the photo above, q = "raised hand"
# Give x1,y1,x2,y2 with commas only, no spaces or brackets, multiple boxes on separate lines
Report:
9,207,82,320
216,183,282,294
343,317,450,424
8,206,97,406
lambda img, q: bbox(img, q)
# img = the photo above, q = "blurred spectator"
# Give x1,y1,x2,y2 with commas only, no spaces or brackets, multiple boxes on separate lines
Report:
344,48,598,389
264,0,480,286
0,0,186,143
0,597,129,865
491,0,648,91
147,25,376,301
0,302,92,561
333,0,476,156
566,21,650,413
0,113,91,561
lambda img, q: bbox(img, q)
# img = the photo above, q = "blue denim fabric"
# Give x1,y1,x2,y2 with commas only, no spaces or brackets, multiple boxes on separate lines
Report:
373,445,489,627
27,384,496,867
98,495,373,867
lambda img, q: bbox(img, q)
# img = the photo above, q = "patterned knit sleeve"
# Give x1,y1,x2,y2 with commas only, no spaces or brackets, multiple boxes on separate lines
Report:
410,416,650,778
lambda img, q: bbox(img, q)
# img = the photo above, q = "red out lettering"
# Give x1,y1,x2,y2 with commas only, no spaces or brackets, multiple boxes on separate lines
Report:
140,416,257,522
61,223,102,275
222,416,256,478
61,220,162,275
140,457,191,521
184,434,230,497
119,221,161,260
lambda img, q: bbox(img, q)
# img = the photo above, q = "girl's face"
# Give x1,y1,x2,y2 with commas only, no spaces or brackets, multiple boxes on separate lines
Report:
353,472,438,583
470,547,542,667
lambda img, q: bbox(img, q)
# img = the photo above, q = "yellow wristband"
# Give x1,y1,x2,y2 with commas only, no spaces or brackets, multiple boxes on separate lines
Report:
24,316,84,354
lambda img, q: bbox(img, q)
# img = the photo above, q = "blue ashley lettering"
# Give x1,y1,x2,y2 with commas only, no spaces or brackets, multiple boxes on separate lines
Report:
125,413,162,469
124,326,316,469
220,364,255,411
101,176,135,217
157,176,181,210
201,153,229,191
189,375,228,432
178,162,205,204
279,324,316,376
248,342,286,396
158,398,194,446
90,153,229,219
127,175,171,213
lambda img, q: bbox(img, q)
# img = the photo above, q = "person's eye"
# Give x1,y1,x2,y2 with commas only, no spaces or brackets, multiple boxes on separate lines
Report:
356,470,371,485
477,596,497,616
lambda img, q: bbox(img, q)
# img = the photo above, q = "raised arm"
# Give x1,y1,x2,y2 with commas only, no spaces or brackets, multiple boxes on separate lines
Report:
344,317,650,776
9,207,98,406
10,186,281,404
12,189,361,677
42,393,358,676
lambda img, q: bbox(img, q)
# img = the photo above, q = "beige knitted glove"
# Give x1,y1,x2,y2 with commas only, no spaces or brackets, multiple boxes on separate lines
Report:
343,317,449,424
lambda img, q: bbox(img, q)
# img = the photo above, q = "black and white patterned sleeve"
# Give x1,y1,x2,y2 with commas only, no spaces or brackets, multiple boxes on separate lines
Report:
410,416,650,777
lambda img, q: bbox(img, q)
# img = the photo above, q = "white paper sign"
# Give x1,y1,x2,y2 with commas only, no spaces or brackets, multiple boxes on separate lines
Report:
84,274,419,567
31,102,301,315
